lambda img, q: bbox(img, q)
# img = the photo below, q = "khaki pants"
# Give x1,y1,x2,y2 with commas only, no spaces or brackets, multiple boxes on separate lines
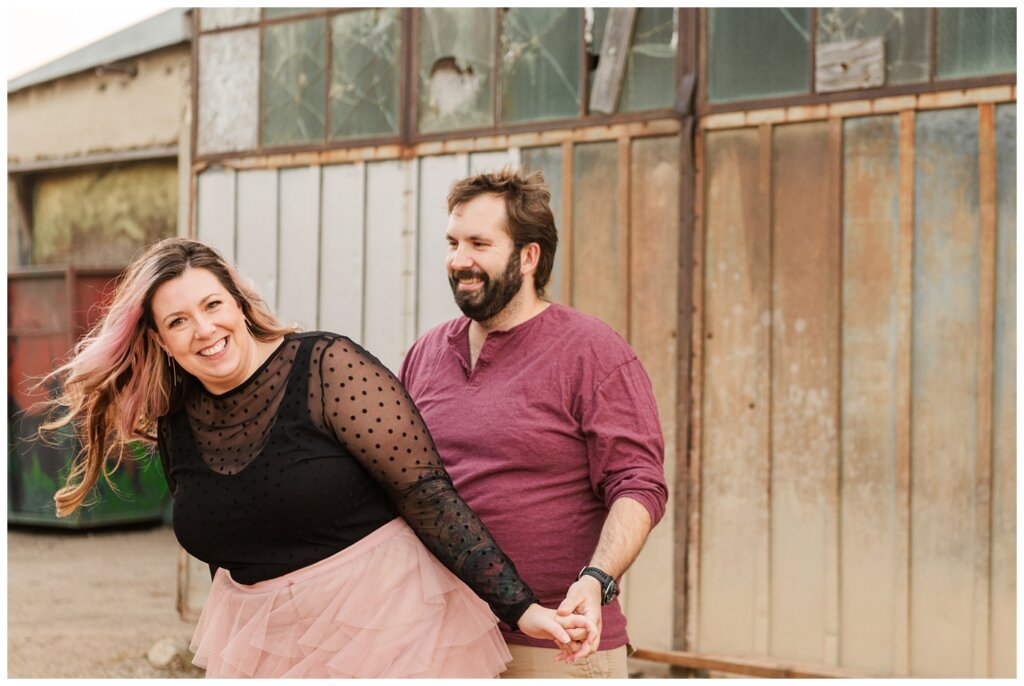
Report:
500,644,629,679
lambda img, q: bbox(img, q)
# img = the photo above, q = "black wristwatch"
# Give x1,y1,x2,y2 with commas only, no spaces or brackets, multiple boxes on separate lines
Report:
578,566,617,605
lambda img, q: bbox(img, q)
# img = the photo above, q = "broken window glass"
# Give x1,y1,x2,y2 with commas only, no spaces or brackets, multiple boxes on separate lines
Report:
261,18,327,147
587,9,677,113
936,8,1016,79
329,9,401,141
817,8,929,86
417,8,496,134
500,8,582,124
707,8,810,103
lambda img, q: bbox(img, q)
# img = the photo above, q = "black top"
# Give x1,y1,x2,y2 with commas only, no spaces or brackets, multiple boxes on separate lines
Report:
157,331,537,627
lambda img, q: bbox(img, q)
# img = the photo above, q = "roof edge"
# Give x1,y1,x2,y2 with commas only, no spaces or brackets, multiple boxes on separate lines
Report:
8,8,192,94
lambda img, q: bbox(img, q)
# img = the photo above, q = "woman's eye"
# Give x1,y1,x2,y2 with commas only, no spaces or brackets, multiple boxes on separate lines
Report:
207,300,221,309
169,317,185,328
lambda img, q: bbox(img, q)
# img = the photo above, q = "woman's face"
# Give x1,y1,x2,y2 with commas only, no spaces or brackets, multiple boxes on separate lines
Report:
150,267,262,395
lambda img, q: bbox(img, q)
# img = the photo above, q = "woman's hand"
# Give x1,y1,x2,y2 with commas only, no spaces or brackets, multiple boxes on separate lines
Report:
515,603,598,662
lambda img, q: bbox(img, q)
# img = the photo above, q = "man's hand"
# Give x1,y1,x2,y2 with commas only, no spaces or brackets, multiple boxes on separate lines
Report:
556,574,603,654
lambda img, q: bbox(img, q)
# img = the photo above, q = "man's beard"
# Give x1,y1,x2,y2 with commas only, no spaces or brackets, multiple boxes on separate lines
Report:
448,250,523,322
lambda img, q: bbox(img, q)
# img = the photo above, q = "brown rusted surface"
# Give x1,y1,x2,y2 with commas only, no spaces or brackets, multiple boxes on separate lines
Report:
571,141,627,337
839,113,902,674
910,107,979,677
698,126,770,655
626,135,680,651
630,648,872,678
769,121,840,664
559,140,575,306
990,103,1016,679
972,102,996,677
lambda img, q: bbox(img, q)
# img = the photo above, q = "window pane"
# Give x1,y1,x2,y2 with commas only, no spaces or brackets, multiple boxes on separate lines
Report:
622,8,676,112
500,8,581,124
262,18,327,147
329,9,401,140
707,8,810,103
588,8,677,113
264,8,318,20
818,8,930,85
417,8,495,134
937,8,1016,79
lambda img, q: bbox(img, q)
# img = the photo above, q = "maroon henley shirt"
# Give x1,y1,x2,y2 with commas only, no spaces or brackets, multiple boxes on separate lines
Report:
400,303,667,650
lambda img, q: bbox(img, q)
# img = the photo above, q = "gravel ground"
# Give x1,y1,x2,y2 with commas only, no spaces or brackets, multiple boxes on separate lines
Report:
7,523,203,678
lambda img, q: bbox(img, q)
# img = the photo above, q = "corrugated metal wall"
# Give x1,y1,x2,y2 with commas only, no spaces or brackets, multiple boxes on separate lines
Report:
192,135,682,653
693,103,1015,677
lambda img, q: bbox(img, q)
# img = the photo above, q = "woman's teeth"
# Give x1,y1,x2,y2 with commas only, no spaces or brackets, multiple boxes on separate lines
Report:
199,338,227,356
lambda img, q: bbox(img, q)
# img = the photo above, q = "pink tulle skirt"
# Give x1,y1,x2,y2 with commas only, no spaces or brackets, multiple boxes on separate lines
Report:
190,517,512,678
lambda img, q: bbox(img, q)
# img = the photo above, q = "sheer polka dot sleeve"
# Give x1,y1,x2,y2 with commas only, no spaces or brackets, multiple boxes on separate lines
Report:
309,336,538,628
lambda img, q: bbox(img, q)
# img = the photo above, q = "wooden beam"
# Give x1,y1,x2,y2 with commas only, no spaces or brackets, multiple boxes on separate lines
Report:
631,648,872,678
618,136,631,336
589,8,637,114
560,140,575,306
755,122,772,656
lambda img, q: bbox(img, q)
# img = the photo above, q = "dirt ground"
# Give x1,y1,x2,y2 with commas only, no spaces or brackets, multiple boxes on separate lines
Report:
7,523,203,678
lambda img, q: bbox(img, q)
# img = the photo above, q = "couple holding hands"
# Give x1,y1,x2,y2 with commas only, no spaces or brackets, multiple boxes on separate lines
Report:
46,168,667,678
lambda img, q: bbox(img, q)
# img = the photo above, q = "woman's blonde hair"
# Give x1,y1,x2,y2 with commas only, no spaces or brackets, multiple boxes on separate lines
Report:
42,237,296,516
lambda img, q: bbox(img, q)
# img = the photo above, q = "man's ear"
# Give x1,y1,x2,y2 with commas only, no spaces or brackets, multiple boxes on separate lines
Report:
520,242,541,276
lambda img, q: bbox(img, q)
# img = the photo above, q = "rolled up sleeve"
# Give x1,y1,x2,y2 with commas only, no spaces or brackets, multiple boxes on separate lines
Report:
582,359,669,527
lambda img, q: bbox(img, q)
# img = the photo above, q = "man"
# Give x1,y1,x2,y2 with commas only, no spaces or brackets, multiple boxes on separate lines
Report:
399,168,667,678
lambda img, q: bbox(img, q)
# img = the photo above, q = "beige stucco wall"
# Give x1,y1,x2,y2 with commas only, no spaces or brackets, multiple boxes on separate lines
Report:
7,45,190,164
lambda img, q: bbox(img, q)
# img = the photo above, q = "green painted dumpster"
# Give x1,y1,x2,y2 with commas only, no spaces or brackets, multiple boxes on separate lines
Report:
8,267,171,527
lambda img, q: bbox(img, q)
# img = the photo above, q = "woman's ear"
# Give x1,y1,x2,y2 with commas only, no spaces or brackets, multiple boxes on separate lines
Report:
148,328,167,354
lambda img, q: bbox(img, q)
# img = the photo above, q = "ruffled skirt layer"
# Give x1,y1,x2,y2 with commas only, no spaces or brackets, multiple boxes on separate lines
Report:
190,517,512,678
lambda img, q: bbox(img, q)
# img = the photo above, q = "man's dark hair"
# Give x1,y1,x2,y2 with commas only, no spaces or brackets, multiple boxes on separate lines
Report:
446,167,558,297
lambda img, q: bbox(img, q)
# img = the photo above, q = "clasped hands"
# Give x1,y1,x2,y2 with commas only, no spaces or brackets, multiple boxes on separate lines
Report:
515,575,605,663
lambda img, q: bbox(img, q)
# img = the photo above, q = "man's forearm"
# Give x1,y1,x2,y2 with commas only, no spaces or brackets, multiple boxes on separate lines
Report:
587,496,653,579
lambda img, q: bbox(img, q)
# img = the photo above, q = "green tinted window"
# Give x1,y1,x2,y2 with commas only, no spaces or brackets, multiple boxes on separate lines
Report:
936,8,1016,79
329,9,401,140
264,8,318,20
588,9,677,113
417,8,495,134
261,18,326,146
817,8,930,85
707,8,810,103
500,8,582,123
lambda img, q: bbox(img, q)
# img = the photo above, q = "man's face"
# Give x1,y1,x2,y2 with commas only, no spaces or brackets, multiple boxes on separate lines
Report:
445,194,524,322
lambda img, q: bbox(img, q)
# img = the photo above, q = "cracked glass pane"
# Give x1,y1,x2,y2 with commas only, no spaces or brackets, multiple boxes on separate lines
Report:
417,8,495,134
588,8,677,113
262,18,326,147
937,8,1016,79
818,8,929,86
707,8,810,103
329,9,401,141
500,8,581,124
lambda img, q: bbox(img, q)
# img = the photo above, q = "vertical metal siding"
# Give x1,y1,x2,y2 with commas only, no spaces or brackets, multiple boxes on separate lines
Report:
196,168,237,263
416,154,467,337
277,166,322,330
319,162,366,341
235,169,279,310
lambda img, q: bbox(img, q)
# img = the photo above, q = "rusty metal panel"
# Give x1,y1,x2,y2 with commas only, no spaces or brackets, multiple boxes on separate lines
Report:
277,166,321,330
911,107,979,678
839,114,901,674
363,159,415,373
769,121,839,664
197,29,260,155
235,170,279,311
572,141,627,337
196,167,236,263
416,154,467,337
623,136,679,652
468,150,514,175
32,162,177,267
698,127,769,654
320,163,366,341
990,103,1016,679
520,146,565,304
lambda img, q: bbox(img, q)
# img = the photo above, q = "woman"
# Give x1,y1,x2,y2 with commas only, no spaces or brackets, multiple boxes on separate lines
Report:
44,237,594,678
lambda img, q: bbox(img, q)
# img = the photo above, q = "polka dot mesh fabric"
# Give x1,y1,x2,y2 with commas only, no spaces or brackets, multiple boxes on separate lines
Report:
159,332,537,627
